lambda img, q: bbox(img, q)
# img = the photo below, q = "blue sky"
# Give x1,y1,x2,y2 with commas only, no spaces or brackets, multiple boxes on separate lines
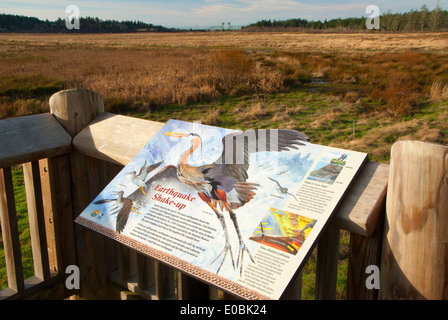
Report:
1,0,445,29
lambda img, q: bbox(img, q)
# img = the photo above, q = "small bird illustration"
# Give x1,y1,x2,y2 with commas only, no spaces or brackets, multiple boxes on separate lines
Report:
268,177,299,202
125,160,162,195
94,191,141,233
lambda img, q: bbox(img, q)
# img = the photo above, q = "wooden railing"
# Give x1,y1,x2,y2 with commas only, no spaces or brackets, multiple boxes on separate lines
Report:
0,113,73,299
0,89,446,300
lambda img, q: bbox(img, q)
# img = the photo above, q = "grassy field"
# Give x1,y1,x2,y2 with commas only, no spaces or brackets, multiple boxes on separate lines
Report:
1,32,448,52
0,32,447,298
1,32,447,160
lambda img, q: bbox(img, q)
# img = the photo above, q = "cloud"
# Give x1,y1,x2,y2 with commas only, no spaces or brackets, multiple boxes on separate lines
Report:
191,0,371,23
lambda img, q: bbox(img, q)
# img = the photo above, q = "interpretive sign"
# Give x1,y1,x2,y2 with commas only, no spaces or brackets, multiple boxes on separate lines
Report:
75,119,368,299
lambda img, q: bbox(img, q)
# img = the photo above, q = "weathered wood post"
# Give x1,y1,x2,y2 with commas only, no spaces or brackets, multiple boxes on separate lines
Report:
49,89,104,213
49,89,112,299
380,141,448,299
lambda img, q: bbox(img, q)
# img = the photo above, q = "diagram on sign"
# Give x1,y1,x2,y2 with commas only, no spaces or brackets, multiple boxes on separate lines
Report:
249,207,316,255
307,150,351,185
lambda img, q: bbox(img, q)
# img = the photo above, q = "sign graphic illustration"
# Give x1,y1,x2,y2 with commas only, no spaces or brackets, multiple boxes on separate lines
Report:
76,119,368,299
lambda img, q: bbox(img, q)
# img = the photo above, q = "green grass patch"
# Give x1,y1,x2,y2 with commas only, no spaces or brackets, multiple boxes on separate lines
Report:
130,80,447,165
0,74,63,99
0,166,34,290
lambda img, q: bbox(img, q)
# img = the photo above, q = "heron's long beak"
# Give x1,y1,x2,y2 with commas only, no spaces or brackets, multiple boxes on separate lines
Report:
164,132,187,139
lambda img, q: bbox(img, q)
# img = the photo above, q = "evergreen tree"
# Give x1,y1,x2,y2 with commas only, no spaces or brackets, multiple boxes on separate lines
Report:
242,4,448,32
0,13,170,33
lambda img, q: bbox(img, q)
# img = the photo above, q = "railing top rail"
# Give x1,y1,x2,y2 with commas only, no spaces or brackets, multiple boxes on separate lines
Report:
0,113,72,168
73,112,164,165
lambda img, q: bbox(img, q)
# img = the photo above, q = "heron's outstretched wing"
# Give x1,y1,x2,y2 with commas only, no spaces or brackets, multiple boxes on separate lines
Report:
201,130,308,208
146,165,179,186
214,129,310,182
219,129,309,161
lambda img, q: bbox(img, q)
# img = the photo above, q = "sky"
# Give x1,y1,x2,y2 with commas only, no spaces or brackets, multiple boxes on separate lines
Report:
0,0,445,29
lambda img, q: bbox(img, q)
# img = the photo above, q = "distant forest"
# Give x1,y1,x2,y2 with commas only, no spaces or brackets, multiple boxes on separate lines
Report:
243,5,448,32
1,4,448,33
0,14,172,33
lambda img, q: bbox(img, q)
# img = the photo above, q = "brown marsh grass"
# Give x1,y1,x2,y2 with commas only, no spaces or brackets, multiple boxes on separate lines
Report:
263,49,448,116
0,42,283,116
430,80,448,102
1,32,448,52
0,32,447,157
1,33,448,118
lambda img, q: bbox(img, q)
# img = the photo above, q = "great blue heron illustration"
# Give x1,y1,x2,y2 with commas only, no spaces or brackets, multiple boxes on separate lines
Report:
95,128,309,274
133,129,310,275
268,177,299,202
94,191,142,234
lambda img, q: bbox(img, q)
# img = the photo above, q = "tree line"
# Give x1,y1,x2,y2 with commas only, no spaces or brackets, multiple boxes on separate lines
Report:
2,4,447,34
243,5,448,32
0,14,172,33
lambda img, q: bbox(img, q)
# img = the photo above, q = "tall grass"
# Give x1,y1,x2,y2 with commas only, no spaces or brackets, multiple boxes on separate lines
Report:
430,80,448,102
1,39,447,119
0,44,283,117
262,50,448,116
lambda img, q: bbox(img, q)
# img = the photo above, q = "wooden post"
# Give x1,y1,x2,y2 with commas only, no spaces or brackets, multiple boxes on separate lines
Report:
154,262,175,300
177,272,210,300
136,253,155,292
0,167,24,294
282,270,303,300
315,225,340,299
49,89,104,214
347,218,384,300
50,89,104,138
23,160,51,281
380,141,448,300
49,89,110,299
